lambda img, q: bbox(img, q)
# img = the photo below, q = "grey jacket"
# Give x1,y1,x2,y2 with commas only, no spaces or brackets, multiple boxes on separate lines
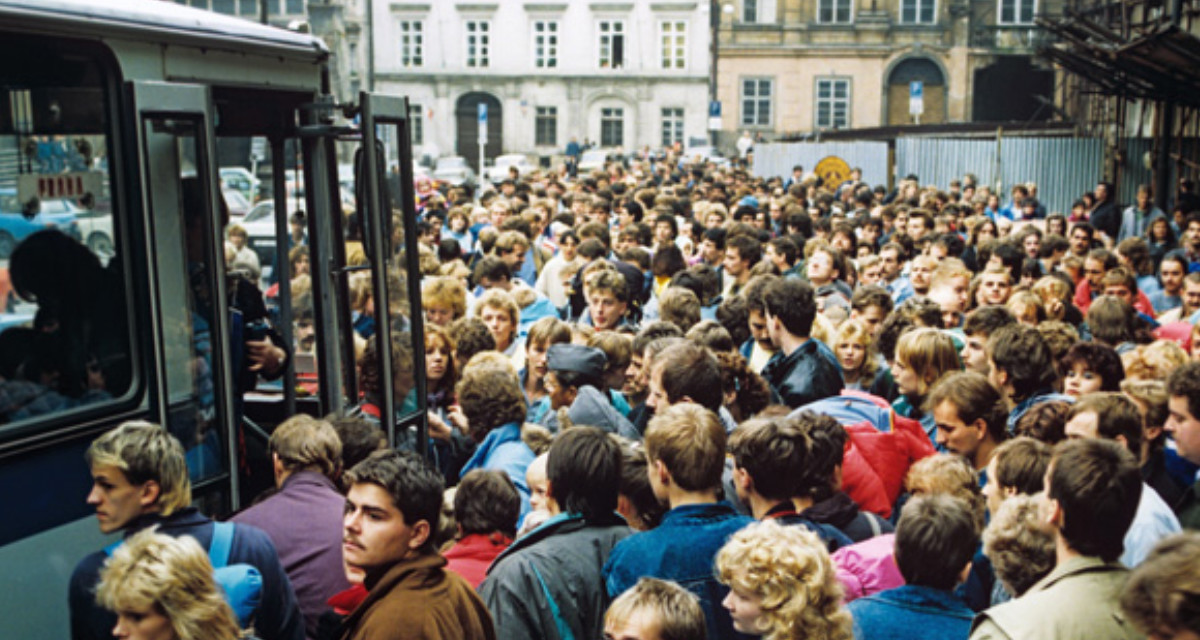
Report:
479,513,631,640
542,385,641,440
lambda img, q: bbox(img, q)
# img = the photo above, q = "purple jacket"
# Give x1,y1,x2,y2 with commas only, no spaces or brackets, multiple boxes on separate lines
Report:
233,471,350,639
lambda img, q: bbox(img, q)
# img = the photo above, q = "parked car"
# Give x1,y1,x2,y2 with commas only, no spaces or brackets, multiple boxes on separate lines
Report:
434,156,477,187
74,208,115,259
681,146,731,169
577,149,621,174
485,154,535,183
220,166,261,202
223,189,252,218
0,188,82,259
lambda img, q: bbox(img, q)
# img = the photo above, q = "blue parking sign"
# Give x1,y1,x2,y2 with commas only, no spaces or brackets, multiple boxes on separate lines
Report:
478,103,488,124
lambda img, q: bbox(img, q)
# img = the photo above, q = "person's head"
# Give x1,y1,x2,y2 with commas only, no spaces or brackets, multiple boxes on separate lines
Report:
448,316,496,367
1101,267,1139,306
982,494,1056,598
1120,532,1200,640
1166,362,1200,465
647,341,723,413
958,306,1015,374
832,319,877,379
926,371,1007,467
979,267,1013,306
894,494,979,591
645,403,726,498
658,287,701,334
585,268,631,331
716,520,851,640
1065,392,1144,457
1086,295,1137,348
96,529,240,640
1060,342,1125,398
1084,248,1118,288
1160,254,1188,296
761,277,817,344
848,285,893,338
604,577,708,640
893,328,961,401
1185,272,1200,316
905,454,987,534
343,450,444,575
546,426,622,519
454,470,520,539
985,436,1053,515
86,421,192,534
269,414,342,484
474,288,520,351
544,343,608,409
764,236,798,271
724,235,762,279
988,324,1056,404
524,316,572,382
455,360,527,440
1045,438,1142,562
805,245,842,286
728,416,813,509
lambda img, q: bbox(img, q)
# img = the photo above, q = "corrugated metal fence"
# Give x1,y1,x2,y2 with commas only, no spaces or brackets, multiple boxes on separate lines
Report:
753,141,890,188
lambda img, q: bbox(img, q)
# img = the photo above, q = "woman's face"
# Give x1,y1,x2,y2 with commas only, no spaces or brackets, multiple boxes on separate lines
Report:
526,340,550,379
893,358,923,398
293,253,311,276
1151,219,1168,241
978,223,997,244
1064,362,1103,398
112,606,175,640
1049,219,1066,236
451,215,467,232
836,339,867,374
426,340,450,382
425,304,455,327
481,306,515,350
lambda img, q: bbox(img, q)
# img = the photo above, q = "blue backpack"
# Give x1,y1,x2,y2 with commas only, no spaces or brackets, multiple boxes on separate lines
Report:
106,522,262,628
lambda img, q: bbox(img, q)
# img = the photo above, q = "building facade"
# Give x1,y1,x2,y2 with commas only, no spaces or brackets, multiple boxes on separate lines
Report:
716,0,1059,143
372,0,711,168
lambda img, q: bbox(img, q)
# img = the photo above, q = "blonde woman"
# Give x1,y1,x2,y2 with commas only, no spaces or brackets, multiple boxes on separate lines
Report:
891,328,961,447
833,320,881,394
717,520,852,640
96,529,243,640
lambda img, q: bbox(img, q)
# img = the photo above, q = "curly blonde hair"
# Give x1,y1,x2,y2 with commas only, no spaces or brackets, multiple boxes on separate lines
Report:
716,520,852,640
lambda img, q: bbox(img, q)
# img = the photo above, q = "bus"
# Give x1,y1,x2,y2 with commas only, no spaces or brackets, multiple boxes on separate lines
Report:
0,1,426,636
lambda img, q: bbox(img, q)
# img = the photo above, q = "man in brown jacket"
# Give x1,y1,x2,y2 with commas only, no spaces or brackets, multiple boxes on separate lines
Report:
339,450,495,640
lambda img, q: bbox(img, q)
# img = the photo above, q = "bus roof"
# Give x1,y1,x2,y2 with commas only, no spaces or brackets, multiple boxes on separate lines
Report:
0,0,329,60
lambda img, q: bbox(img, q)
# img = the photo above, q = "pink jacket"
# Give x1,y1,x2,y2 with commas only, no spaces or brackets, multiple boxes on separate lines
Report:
833,533,904,602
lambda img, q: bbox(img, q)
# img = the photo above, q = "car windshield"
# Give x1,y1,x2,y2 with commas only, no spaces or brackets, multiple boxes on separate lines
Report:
244,203,274,222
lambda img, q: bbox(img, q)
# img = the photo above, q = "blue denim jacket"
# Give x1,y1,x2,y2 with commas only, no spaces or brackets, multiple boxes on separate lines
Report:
603,502,754,640
847,585,974,640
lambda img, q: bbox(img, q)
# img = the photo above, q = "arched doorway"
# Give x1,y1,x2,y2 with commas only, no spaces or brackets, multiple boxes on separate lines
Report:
455,92,502,171
886,57,946,126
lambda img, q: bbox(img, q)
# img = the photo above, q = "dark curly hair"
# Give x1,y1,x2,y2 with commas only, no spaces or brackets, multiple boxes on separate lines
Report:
715,350,771,422
455,365,527,440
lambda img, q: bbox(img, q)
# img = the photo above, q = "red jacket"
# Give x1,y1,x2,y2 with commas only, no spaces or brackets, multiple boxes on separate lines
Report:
1074,279,1154,316
444,533,512,589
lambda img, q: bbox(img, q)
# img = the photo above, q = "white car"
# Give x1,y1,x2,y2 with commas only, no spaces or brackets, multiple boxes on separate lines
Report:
577,149,620,174
434,156,477,187
219,166,261,202
681,146,731,168
485,154,535,183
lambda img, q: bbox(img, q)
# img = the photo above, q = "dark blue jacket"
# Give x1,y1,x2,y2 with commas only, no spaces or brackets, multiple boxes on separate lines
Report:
846,585,974,640
762,338,844,409
69,508,304,640
603,502,754,640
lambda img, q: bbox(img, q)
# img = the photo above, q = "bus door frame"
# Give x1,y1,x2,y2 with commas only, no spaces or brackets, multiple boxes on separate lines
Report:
127,80,240,507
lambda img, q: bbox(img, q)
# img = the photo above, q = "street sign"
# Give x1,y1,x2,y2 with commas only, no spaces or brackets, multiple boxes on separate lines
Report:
909,81,924,117
249,136,266,162
477,103,488,144
708,101,722,131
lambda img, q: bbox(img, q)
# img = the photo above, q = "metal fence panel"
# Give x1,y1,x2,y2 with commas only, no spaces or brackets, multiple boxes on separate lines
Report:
753,141,890,188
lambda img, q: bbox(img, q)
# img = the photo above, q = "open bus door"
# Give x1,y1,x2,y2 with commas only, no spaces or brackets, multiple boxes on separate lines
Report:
128,80,240,512
356,93,427,454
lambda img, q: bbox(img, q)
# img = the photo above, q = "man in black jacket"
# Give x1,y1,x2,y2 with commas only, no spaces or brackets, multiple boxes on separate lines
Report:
759,278,844,408
1089,181,1121,241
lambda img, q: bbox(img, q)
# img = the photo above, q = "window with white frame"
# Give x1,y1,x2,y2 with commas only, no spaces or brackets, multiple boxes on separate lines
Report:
741,78,772,127
815,78,850,129
817,0,853,23
660,21,687,70
408,104,424,146
399,20,424,68
533,20,559,68
743,0,758,22
600,108,624,147
465,20,491,68
900,0,936,23
661,108,684,148
598,21,626,69
536,107,558,146
998,0,1036,23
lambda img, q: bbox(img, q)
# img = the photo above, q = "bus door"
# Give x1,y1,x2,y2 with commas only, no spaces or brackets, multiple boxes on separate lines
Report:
353,93,426,453
129,80,239,513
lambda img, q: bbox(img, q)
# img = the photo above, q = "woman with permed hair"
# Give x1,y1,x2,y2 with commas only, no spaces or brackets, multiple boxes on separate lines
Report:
96,529,243,640
717,519,852,640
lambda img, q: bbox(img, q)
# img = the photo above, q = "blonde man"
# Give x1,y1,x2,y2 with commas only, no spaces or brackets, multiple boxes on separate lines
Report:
474,288,522,358
583,268,633,331
604,577,707,640
70,421,304,640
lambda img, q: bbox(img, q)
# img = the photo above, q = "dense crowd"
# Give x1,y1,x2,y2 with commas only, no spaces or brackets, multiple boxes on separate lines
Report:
71,154,1200,640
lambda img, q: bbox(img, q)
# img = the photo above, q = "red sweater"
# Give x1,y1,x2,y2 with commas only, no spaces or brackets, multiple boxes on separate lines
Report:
444,533,513,588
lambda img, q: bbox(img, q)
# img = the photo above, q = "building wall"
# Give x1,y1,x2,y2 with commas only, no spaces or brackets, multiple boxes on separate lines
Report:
373,0,711,160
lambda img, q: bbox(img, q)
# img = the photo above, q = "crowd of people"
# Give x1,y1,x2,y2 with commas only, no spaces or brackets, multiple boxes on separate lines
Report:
70,155,1200,640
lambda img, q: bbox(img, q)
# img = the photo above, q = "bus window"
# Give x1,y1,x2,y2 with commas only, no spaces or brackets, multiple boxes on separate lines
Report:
0,47,132,432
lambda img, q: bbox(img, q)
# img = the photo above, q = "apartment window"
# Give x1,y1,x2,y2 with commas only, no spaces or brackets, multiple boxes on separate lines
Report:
600,108,624,147
399,21,424,68
817,0,852,23
536,107,558,146
598,21,626,69
661,108,685,148
998,0,1036,23
533,21,559,68
743,0,757,22
741,78,772,127
660,21,687,70
900,0,936,23
465,20,491,68
815,78,850,129
409,104,424,146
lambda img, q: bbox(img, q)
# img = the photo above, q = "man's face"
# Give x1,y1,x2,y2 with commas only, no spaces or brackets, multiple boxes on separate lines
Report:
544,372,574,410
933,400,985,466
930,285,964,329
1064,410,1101,441
1084,258,1106,288
831,232,853,254
655,222,674,244
624,352,646,396
1103,284,1134,307
1095,183,1108,201
481,306,515,349
588,290,628,330
764,245,787,271
706,213,725,229
748,309,772,347
1167,395,1200,464
724,247,747,277
988,358,1009,398
343,482,423,575
701,239,723,265
983,455,1004,516
1186,221,1200,249
907,217,926,240
615,236,636,254
1185,281,1200,315
1070,229,1091,256
645,364,669,412
1137,190,1151,210
604,608,665,640
850,304,887,338
499,247,526,273
806,252,836,285
880,249,902,280
87,465,152,534
861,225,880,246
910,262,933,292
1161,261,1185,294
961,333,990,374
526,340,550,378
860,264,882,286
980,273,1012,305
1023,234,1040,259
490,206,510,228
